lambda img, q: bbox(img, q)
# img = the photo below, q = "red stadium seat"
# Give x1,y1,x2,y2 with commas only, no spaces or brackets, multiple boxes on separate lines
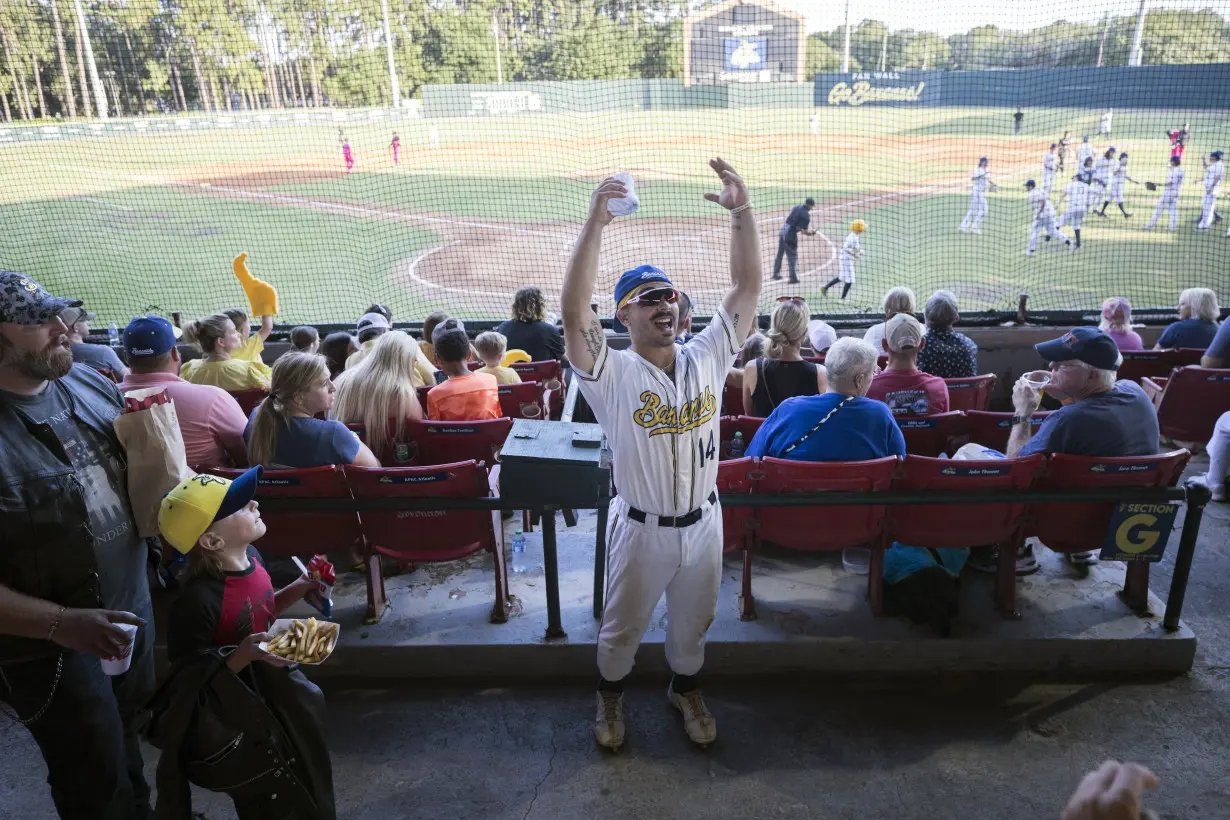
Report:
896,411,964,457
416,384,431,413
721,382,743,416
746,456,898,619
509,360,562,389
963,410,1053,454
1172,348,1206,368
228,388,268,416
716,457,756,557
404,418,512,469
466,360,483,372
205,465,362,561
889,454,1044,618
719,415,765,458
943,374,996,412
347,461,507,624
1117,350,1173,384
1028,450,1190,614
497,380,545,419
1143,368,1230,442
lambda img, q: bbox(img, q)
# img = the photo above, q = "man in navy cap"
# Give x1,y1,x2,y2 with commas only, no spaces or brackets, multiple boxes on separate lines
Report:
771,197,816,284
0,273,154,818
561,158,761,751
1006,327,1160,569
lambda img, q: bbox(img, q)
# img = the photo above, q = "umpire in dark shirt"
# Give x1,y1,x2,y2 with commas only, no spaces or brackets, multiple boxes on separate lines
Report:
772,198,816,284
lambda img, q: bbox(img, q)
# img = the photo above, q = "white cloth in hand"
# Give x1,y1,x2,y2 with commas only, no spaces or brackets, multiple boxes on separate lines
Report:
607,172,640,217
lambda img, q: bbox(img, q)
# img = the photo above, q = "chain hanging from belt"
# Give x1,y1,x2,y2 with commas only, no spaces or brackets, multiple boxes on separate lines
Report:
0,653,64,726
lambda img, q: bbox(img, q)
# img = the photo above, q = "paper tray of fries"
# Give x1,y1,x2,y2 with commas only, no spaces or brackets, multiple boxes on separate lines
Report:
259,617,340,665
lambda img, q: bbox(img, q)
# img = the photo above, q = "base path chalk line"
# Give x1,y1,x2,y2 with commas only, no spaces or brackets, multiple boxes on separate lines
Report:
395,241,521,301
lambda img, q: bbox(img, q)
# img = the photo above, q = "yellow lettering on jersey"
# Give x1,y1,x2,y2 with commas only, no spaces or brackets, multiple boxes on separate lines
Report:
632,387,718,437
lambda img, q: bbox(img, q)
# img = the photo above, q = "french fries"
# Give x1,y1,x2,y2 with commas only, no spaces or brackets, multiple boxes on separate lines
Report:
264,618,339,664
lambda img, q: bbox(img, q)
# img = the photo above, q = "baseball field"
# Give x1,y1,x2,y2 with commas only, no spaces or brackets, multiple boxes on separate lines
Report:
1,104,1227,326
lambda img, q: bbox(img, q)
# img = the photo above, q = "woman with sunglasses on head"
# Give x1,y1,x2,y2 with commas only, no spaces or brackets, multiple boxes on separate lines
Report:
561,158,761,753
742,297,826,418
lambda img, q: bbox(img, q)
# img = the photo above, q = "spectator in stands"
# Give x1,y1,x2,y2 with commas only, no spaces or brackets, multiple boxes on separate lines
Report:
223,307,273,364
1202,316,1230,368
419,310,448,366
336,327,434,390
427,319,500,420
1193,320,1230,502
1098,297,1143,351
807,320,837,356
917,290,979,378
1002,327,1159,570
863,286,916,353
245,351,379,470
366,303,393,324
290,325,320,353
181,313,272,390
675,291,695,344
345,311,391,370
474,331,522,384
65,307,129,380
746,337,904,462
1156,287,1220,350
320,332,357,381
496,286,565,362
742,298,825,417
867,313,950,416
332,331,425,464
119,315,248,468
725,332,766,393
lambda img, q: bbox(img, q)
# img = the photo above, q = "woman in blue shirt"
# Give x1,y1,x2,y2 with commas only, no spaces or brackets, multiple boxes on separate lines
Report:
1156,287,1220,350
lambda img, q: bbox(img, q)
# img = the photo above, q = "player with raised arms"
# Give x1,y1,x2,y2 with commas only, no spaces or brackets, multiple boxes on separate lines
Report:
561,158,761,751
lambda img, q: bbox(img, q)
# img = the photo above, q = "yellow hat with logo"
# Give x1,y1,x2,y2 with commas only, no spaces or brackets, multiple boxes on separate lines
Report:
158,467,263,554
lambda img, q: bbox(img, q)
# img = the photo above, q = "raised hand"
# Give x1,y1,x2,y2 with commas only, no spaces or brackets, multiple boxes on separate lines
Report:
52,609,143,659
703,157,750,211
586,177,628,227
1062,761,1158,820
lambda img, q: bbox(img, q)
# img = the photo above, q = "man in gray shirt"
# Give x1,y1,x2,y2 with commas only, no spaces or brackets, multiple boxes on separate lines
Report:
66,308,128,381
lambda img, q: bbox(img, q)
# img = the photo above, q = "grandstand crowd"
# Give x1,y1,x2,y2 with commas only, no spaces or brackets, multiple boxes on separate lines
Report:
0,221,1224,816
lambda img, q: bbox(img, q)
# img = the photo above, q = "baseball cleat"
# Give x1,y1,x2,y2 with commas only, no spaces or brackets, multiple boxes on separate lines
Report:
668,684,717,747
594,691,626,751
1025,249,1035,255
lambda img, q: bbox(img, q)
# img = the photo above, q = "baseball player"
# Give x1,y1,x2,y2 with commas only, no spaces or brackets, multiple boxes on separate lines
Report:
1097,151,1136,219
1196,150,1223,231
822,219,864,299
1077,156,1096,188
342,139,354,174
390,132,400,166
1099,110,1113,136
1143,156,1185,231
772,198,817,284
1024,179,1069,255
1042,144,1058,196
1056,174,1092,250
1077,135,1095,168
561,157,760,751
1057,131,1071,171
1091,147,1117,215
1167,123,1190,160
958,157,995,234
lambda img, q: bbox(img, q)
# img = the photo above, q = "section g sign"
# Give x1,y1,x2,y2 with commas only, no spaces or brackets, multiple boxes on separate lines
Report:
827,81,926,106
1098,502,1180,563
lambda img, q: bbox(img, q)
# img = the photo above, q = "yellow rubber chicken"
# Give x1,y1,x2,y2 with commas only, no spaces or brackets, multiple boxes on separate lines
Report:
502,349,532,367
232,253,279,317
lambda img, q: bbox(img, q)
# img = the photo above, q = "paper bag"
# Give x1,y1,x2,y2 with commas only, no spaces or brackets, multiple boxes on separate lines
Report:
114,387,192,538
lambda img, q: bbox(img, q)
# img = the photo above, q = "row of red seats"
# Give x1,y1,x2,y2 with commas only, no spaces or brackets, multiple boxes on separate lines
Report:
716,449,1190,621
1141,367,1230,442
722,373,997,417
1118,348,1206,383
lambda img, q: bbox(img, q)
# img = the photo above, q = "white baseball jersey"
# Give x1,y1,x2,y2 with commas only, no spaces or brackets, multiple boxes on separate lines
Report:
1093,156,1115,187
1078,143,1095,164
1204,160,1223,195
971,166,990,193
1063,180,1090,212
1029,188,1056,219
574,305,741,517
1164,165,1185,196
1043,152,1057,172
841,231,861,259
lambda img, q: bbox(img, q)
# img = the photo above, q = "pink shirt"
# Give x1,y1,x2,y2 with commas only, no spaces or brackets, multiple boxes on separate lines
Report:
118,371,249,468
1105,328,1144,351
866,368,950,416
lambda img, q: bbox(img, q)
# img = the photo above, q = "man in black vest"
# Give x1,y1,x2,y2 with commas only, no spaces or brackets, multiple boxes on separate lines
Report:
772,198,817,284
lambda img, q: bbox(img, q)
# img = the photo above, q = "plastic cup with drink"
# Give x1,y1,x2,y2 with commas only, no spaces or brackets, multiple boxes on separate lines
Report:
1023,369,1052,390
100,622,139,676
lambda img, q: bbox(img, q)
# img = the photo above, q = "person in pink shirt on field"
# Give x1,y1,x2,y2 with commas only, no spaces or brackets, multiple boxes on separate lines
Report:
391,132,400,166
118,315,249,468
1098,297,1143,351
340,131,354,174
866,313,950,416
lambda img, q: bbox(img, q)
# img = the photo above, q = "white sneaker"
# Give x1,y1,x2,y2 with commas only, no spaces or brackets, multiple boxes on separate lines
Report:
593,691,625,750
667,684,717,747
1192,473,1227,502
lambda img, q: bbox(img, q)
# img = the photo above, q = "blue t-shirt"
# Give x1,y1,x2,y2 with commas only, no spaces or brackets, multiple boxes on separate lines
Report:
746,393,906,462
780,204,811,243
1019,380,1159,458
883,542,969,585
1205,319,1230,362
244,414,360,469
1156,318,1218,350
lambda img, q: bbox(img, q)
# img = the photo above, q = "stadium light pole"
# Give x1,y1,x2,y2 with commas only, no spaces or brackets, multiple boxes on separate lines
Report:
493,11,503,84
1129,0,1147,66
841,0,851,73
72,0,107,119
381,0,400,108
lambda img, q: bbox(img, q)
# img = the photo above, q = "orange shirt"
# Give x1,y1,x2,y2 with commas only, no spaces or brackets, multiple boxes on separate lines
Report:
427,372,500,420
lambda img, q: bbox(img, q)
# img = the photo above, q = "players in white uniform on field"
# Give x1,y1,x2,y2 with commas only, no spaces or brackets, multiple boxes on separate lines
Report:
563,158,760,752
1091,147,1117,210
1143,156,1185,231
1077,135,1095,168
822,219,865,300
1196,150,1223,231
1042,144,1058,196
1099,110,1113,136
1097,152,1136,219
1057,174,1093,249
1024,179,1069,255
959,157,994,234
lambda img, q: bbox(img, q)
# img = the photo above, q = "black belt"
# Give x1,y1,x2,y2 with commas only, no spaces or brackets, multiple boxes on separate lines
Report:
627,492,716,528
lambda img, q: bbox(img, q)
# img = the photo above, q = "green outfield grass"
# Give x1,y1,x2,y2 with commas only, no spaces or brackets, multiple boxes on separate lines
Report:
0,105,1226,323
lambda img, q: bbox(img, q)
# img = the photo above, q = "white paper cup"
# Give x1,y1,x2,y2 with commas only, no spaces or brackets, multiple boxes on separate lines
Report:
100,623,139,676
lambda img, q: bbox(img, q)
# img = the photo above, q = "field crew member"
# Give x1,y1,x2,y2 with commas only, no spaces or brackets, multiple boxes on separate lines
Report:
1143,157,1185,231
958,157,994,234
1097,152,1136,219
561,158,760,752
1057,175,1092,250
1024,179,1069,255
1196,150,1223,231
1042,144,1058,196
823,219,865,300
772,198,817,284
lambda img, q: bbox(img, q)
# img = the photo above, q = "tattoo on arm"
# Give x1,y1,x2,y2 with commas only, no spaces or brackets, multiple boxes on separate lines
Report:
581,318,604,362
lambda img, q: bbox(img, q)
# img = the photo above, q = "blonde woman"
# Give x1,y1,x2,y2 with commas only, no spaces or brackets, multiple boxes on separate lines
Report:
743,297,826,417
863,286,916,354
1099,297,1143,351
1156,287,1220,350
331,332,426,463
180,314,272,391
245,351,379,470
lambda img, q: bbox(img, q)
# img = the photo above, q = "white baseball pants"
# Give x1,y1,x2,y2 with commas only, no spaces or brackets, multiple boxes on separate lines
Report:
597,495,723,682
838,255,856,284
1042,170,1055,196
1028,214,1062,251
1109,179,1126,204
1145,195,1179,230
1198,192,1217,229
960,192,987,231
1058,208,1084,230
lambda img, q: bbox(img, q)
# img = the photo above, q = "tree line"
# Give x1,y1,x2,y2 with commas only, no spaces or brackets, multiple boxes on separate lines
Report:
0,1,1227,122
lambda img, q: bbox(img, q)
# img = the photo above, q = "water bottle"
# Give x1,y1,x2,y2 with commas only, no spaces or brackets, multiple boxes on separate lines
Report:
729,431,745,459
511,529,526,574
107,322,120,349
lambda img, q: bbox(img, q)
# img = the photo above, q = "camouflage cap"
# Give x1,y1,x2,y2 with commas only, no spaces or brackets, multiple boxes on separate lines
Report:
0,273,81,326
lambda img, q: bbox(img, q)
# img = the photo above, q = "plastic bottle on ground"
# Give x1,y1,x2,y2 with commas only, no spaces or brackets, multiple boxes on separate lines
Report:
511,529,527,574
729,431,745,459
842,547,871,575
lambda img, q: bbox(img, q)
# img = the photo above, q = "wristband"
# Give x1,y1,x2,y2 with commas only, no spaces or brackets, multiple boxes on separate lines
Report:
46,606,66,642
729,202,752,215
1009,414,1031,426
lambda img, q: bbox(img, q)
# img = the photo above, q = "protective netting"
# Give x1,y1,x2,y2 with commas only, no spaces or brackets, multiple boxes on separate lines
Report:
0,0,1228,327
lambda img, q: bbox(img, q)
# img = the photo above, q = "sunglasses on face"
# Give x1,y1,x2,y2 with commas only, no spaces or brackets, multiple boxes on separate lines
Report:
627,288,679,308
